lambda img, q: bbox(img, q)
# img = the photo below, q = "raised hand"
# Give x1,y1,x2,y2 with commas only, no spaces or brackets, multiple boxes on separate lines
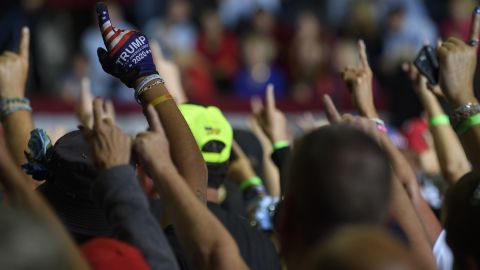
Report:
76,77,115,129
341,39,377,118
251,84,289,143
82,98,131,170
437,7,480,107
150,40,187,104
134,105,175,174
0,27,29,98
96,2,157,88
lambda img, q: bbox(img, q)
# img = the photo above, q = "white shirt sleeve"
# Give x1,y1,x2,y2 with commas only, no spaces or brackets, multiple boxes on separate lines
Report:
433,230,454,270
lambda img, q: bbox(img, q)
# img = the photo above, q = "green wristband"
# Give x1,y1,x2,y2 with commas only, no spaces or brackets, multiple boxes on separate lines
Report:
456,113,480,135
273,140,290,150
429,114,450,128
239,176,263,191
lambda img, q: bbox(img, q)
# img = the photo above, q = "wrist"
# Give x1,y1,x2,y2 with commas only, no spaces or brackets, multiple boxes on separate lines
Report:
448,92,478,108
271,132,288,144
429,114,450,128
273,140,289,150
138,82,170,105
239,176,263,192
149,159,178,179
0,97,32,121
0,92,25,99
135,76,146,88
359,106,378,118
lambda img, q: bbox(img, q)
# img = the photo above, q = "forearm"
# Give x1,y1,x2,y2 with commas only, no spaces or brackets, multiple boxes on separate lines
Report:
389,177,437,270
270,146,291,196
151,165,248,270
380,134,441,244
379,134,419,200
420,93,470,183
261,157,280,197
2,110,33,165
94,166,179,270
139,84,207,202
415,195,442,246
0,146,89,270
356,102,379,119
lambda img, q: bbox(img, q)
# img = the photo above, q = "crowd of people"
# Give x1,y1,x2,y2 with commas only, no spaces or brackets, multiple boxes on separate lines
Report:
1,0,480,270
1,0,478,119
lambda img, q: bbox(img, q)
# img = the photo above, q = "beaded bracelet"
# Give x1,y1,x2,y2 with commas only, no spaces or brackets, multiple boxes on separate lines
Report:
0,97,29,106
429,114,450,128
134,75,165,103
0,97,32,121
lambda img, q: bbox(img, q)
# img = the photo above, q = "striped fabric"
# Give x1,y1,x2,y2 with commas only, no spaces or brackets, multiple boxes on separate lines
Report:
95,2,157,86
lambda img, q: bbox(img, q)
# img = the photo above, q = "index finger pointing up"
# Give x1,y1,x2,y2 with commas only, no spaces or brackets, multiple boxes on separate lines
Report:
469,7,480,46
96,2,114,47
266,83,276,112
93,98,106,128
358,39,370,70
19,27,30,61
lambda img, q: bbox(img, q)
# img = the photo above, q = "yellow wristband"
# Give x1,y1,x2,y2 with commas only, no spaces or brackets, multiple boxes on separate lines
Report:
148,94,173,107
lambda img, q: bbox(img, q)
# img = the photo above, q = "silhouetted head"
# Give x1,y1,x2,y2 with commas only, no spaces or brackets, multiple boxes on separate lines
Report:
302,226,423,270
179,104,233,189
0,206,68,270
444,172,480,270
278,124,392,262
35,130,113,243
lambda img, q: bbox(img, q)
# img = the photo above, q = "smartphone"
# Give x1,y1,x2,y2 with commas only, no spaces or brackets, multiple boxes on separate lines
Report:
414,45,439,85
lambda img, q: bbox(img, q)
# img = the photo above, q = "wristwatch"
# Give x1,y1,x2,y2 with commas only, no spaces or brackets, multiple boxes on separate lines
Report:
451,102,480,127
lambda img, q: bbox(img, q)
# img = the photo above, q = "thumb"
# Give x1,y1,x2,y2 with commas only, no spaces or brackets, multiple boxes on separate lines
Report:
145,105,163,133
97,47,109,62
19,26,30,61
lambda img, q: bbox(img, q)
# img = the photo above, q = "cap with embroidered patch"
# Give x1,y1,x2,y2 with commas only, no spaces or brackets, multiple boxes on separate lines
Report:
179,104,233,163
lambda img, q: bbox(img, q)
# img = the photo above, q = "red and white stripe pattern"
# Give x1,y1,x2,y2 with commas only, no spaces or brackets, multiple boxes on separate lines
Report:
97,4,134,54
